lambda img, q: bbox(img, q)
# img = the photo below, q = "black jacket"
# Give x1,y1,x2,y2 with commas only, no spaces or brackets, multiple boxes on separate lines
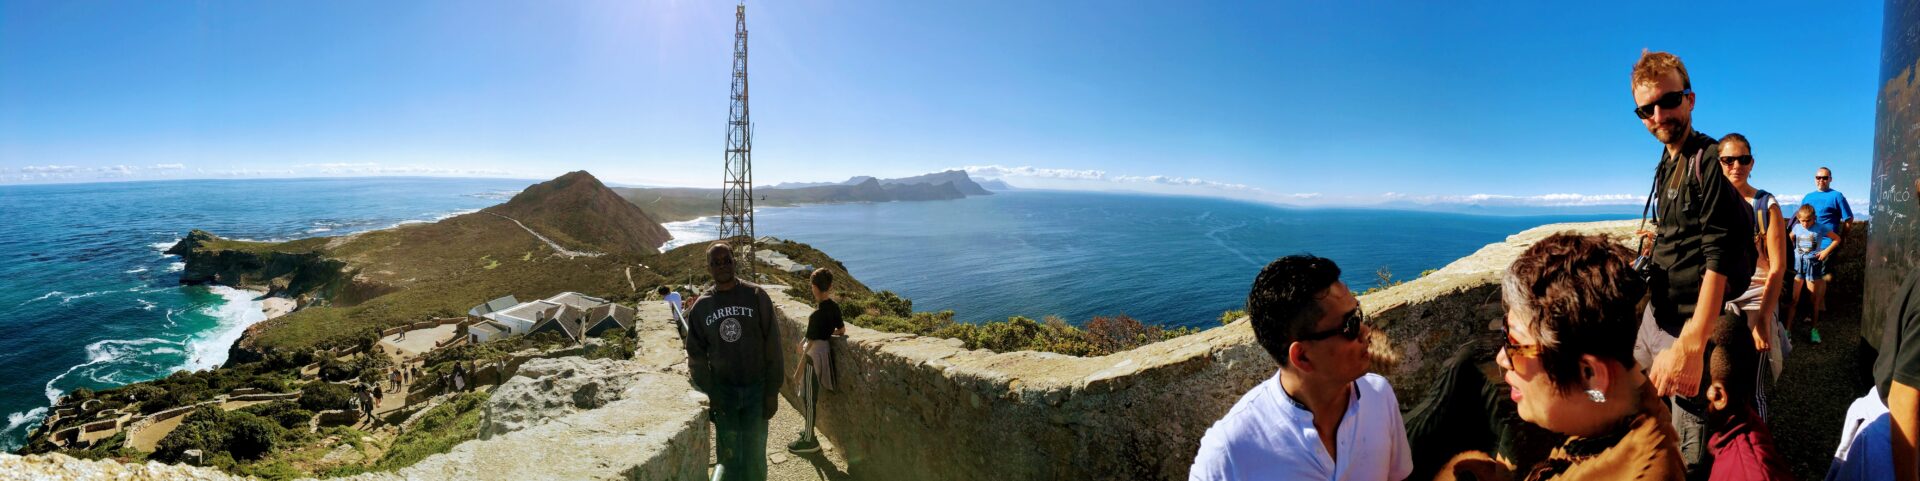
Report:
684,281,784,398
1648,130,1758,334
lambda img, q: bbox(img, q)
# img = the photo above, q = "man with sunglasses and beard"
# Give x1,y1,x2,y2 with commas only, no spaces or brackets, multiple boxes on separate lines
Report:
1628,50,1759,480
685,242,784,481
1190,255,1413,481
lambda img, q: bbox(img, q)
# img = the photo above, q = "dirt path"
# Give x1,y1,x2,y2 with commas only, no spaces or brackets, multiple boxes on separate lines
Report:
485,212,602,258
1769,287,1871,481
706,394,855,481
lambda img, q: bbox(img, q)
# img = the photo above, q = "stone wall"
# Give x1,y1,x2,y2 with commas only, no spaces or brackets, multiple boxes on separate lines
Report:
777,220,1651,480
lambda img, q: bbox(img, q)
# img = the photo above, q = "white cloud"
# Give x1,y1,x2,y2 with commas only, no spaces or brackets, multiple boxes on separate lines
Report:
960,165,1107,181
960,164,1259,191
1383,192,1646,207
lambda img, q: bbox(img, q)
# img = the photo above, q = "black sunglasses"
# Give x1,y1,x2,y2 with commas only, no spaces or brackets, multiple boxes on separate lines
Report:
1816,175,1832,180
1719,155,1753,166
708,255,734,266
1300,306,1365,342
1633,89,1690,120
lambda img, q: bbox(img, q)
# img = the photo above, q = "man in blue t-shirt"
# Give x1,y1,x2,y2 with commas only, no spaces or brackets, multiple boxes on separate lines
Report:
1802,167,1854,250
1798,166,1853,343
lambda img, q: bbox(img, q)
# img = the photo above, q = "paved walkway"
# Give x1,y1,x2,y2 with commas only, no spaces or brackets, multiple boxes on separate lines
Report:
706,393,854,481
486,212,602,258
379,325,459,361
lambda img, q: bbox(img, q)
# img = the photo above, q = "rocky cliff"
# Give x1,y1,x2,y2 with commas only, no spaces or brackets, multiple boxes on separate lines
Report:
168,230,396,307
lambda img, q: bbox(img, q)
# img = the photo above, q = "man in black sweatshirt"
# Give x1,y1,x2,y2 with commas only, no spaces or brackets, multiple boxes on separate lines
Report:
1628,50,1758,478
685,242,783,481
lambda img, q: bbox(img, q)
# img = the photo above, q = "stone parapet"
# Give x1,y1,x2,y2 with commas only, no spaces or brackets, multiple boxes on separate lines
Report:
775,220,1647,480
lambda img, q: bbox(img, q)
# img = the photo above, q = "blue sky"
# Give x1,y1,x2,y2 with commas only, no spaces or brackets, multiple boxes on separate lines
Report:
0,1,1884,209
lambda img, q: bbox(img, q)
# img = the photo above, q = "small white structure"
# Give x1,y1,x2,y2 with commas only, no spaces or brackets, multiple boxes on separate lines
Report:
467,292,623,343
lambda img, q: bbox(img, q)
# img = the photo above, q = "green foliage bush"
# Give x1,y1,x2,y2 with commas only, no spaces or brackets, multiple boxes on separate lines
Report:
237,401,314,431
298,383,352,412
841,290,1199,357
153,407,288,464
370,391,489,471
1218,309,1247,325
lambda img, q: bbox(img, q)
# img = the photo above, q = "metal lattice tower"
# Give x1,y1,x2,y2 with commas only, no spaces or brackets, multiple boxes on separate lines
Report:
719,1,756,276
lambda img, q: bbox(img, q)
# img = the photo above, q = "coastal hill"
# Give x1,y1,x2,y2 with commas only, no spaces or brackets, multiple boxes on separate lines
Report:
615,169,995,223
482,171,671,254
170,171,674,361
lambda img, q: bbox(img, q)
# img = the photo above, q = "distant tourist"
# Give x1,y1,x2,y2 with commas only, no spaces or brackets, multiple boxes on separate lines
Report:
788,268,846,454
1827,176,1920,481
661,285,688,338
1628,50,1757,477
1436,233,1683,480
1189,255,1412,481
1703,303,1792,481
1790,166,1852,344
1788,204,1841,345
684,242,783,481
1717,133,1790,419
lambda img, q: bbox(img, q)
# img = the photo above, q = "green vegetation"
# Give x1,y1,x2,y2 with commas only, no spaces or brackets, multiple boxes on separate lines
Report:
1218,309,1247,325
365,391,488,472
153,407,290,465
298,383,352,412
838,290,1198,357
239,401,315,431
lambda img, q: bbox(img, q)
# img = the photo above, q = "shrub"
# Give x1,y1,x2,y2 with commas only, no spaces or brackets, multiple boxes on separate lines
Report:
370,391,489,471
1218,309,1247,325
299,383,353,412
238,401,314,431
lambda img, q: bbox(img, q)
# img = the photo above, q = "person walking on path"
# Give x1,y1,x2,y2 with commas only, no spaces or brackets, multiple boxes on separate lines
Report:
1627,50,1758,477
1789,167,1852,344
1788,204,1841,345
1715,133,1790,419
684,243,783,481
788,268,846,454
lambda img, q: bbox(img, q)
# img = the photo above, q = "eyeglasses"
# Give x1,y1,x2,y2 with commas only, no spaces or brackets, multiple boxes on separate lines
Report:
1498,328,1546,376
1816,176,1832,180
1718,155,1753,166
1300,306,1365,342
1633,88,1691,120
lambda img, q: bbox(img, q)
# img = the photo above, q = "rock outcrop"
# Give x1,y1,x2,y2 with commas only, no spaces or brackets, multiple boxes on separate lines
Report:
168,230,395,307
0,452,246,480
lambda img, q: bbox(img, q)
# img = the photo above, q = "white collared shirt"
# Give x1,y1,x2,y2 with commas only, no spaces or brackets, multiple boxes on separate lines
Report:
1189,372,1413,481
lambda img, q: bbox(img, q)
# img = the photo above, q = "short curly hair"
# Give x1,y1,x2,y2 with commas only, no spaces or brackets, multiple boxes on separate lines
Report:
1501,233,1645,393
1631,50,1691,90
1247,255,1343,366
810,268,834,292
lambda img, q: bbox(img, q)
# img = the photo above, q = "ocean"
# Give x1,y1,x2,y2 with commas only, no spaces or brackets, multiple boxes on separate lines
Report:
666,190,1633,330
0,179,1627,452
0,177,533,452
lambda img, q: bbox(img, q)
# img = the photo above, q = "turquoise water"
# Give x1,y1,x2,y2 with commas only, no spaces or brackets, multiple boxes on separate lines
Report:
0,180,1628,453
0,177,533,452
668,190,1632,329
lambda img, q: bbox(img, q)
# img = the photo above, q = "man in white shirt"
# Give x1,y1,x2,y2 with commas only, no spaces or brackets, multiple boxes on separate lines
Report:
1191,255,1414,481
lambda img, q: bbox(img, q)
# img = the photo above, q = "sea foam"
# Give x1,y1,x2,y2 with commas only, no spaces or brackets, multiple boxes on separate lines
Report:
659,216,720,251
180,286,268,372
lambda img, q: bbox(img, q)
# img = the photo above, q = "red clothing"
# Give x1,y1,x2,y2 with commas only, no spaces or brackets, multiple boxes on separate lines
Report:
1708,406,1793,481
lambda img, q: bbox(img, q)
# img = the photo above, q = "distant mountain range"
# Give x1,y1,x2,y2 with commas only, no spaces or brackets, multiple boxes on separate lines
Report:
614,169,996,223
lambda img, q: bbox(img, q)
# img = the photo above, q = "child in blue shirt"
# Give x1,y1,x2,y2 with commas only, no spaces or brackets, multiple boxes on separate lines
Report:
1788,203,1841,343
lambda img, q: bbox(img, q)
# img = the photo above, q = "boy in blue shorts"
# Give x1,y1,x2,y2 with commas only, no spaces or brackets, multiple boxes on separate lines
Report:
1789,203,1842,343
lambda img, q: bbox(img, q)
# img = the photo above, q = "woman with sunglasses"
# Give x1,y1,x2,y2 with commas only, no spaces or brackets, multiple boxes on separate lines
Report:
1438,233,1684,480
1714,133,1790,420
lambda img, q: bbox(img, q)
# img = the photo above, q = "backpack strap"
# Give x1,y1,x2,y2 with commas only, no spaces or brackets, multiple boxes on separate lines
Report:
1751,189,1774,232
